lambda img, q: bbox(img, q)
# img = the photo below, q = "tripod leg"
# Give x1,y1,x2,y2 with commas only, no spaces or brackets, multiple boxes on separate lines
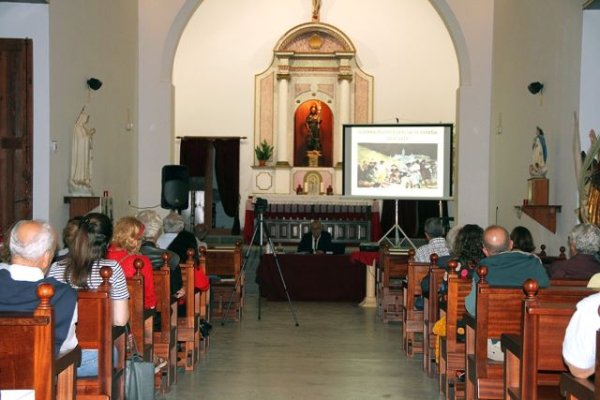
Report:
264,229,300,327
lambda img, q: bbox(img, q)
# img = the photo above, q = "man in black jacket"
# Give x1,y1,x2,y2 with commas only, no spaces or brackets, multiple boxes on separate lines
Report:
297,220,332,254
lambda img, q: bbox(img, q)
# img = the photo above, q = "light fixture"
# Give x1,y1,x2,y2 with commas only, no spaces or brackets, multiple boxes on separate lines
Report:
87,78,102,91
527,81,544,95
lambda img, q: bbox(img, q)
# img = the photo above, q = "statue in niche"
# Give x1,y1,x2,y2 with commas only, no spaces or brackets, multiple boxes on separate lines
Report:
305,102,322,152
69,109,95,195
529,126,547,178
293,99,333,167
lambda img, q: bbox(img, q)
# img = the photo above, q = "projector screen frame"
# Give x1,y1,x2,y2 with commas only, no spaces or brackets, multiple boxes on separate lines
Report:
342,123,454,200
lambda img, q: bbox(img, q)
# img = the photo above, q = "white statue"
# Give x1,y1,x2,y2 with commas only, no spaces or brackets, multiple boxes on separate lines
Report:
529,126,547,178
69,110,95,195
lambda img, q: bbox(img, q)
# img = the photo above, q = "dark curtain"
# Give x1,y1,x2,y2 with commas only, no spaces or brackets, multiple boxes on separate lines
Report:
381,200,449,239
214,139,241,234
180,138,210,178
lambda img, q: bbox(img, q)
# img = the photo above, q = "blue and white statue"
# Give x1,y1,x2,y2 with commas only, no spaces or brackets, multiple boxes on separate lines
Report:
529,126,547,178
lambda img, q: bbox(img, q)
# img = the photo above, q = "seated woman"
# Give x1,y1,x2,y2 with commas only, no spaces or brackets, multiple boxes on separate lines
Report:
106,216,156,310
47,212,129,377
510,225,536,253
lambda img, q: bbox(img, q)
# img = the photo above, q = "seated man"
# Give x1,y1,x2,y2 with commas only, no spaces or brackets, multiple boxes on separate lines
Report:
549,223,600,279
297,220,332,254
465,225,549,361
415,217,450,263
0,220,78,355
562,291,600,378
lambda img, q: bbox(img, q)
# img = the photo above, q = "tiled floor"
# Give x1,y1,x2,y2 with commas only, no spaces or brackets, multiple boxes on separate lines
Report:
158,251,442,400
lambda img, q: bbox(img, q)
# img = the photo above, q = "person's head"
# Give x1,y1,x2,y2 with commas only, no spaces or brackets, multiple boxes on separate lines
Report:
568,223,600,256
310,220,323,239
445,225,462,254
453,224,484,265
310,104,317,114
510,226,535,253
62,216,82,250
112,216,145,254
194,224,208,241
9,220,57,271
424,217,445,240
65,213,113,287
482,225,512,256
163,211,185,234
136,210,163,243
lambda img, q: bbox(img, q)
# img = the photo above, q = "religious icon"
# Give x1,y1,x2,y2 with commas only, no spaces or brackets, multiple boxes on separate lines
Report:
69,108,96,195
293,100,333,167
529,126,547,178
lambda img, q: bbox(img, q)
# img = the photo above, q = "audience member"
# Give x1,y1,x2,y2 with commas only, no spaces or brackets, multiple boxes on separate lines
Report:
437,224,462,268
297,220,332,254
450,224,485,278
549,223,600,279
136,210,184,298
53,216,82,262
0,220,78,355
194,223,209,250
465,225,549,316
415,217,449,263
106,216,156,310
562,291,600,378
47,213,129,377
510,225,535,253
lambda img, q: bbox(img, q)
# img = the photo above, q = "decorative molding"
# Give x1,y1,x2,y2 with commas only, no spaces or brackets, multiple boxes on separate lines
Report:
275,22,356,54
256,172,273,191
317,83,334,98
295,83,311,97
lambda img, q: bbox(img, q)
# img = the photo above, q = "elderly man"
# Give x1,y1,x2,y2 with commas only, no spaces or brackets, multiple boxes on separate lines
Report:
549,223,600,279
297,220,332,254
415,217,449,263
0,220,78,355
465,225,549,316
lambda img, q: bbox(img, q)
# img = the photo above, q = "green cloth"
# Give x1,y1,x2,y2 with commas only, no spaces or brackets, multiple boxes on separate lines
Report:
465,250,550,315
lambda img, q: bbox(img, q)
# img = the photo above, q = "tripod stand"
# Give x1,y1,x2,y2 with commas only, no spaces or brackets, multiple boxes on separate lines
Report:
377,199,417,249
221,210,299,327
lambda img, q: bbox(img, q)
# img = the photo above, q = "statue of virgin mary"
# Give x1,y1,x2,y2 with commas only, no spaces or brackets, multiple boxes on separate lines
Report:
69,109,95,195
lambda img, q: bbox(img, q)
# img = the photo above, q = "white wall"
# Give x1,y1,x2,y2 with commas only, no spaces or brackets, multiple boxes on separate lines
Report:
0,4,50,221
490,0,583,254
173,0,459,220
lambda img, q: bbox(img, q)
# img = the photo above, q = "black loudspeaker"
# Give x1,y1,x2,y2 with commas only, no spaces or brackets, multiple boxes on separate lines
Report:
161,165,190,210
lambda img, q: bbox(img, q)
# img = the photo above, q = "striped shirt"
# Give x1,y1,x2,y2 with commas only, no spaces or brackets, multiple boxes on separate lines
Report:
48,258,129,300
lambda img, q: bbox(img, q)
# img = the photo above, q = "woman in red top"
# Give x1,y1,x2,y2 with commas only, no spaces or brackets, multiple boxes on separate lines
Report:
107,216,157,310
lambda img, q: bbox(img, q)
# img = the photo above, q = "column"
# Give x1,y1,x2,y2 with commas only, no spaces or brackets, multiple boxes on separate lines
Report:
337,77,351,165
276,75,289,164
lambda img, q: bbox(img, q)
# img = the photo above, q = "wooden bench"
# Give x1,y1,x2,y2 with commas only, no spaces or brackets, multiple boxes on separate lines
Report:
465,266,595,400
76,266,126,400
177,248,201,371
126,258,154,362
153,253,178,392
559,311,600,400
377,246,414,323
501,280,585,400
0,282,80,400
423,253,445,376
439,263,471,400
402,257,430,357
204,242,243,321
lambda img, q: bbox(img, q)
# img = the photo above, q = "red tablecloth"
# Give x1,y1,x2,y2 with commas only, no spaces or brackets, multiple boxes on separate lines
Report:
350,250,378,266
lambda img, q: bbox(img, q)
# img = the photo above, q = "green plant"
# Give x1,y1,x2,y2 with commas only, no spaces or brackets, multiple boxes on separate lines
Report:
254,139,274,161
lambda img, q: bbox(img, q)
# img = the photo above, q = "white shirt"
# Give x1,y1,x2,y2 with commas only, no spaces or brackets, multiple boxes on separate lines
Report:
6,264,78,355
157,232,178,249
563,292,600,371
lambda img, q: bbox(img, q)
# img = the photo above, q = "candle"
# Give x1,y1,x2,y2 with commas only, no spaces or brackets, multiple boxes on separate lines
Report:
320,182,324,193
304,182,308,193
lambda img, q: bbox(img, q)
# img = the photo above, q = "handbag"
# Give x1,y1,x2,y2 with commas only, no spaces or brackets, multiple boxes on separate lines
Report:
125,324,155,399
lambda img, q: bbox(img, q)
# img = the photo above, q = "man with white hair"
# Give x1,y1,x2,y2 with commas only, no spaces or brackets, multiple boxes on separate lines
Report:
549,223,600,279
0,220,78,355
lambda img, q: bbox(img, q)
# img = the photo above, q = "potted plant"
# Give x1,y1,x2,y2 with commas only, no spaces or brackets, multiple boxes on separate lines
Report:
254,139,274,166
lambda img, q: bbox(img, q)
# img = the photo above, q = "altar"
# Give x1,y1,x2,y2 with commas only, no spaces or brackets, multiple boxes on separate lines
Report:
257,254,366,302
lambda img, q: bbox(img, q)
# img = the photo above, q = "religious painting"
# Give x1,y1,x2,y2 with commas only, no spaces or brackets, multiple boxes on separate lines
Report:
293,100,333,167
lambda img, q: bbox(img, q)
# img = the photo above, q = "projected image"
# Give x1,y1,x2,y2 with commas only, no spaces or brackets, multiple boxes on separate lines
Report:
357,143,438,189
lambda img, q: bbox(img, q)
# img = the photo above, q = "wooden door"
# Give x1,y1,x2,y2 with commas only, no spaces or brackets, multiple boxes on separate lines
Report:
0,39,33,235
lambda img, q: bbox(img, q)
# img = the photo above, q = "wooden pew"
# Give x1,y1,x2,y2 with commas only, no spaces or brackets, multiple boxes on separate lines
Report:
423,253,445,376
501,279,584,400
204,241,243,321
439,262,471,400
402,257,430,357
153,253,178,392
377,246,414,323
126,258,154,362
177,248,200,371
464,266,595,400
0,283,80,400
76,266,126,400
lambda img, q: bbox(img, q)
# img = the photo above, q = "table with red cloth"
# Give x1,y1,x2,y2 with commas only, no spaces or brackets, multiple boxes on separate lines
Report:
257,253,366,302
350,250,378,266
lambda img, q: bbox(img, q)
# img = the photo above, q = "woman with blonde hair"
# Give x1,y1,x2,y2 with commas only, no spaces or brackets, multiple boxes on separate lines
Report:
106,216,156,310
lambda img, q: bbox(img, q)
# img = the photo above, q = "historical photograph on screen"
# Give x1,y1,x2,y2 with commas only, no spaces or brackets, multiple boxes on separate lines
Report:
343,124,452,199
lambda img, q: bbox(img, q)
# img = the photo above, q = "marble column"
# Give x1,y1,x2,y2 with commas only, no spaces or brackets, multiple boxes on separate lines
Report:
276,75,290,165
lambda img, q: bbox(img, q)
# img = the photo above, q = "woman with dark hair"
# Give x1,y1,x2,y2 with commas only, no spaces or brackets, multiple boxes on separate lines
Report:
451,224,485,279
47,212,129,377
510,225,535,253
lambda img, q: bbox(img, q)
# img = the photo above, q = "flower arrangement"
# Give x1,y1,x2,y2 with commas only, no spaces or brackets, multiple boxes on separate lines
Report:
254,140,274,165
